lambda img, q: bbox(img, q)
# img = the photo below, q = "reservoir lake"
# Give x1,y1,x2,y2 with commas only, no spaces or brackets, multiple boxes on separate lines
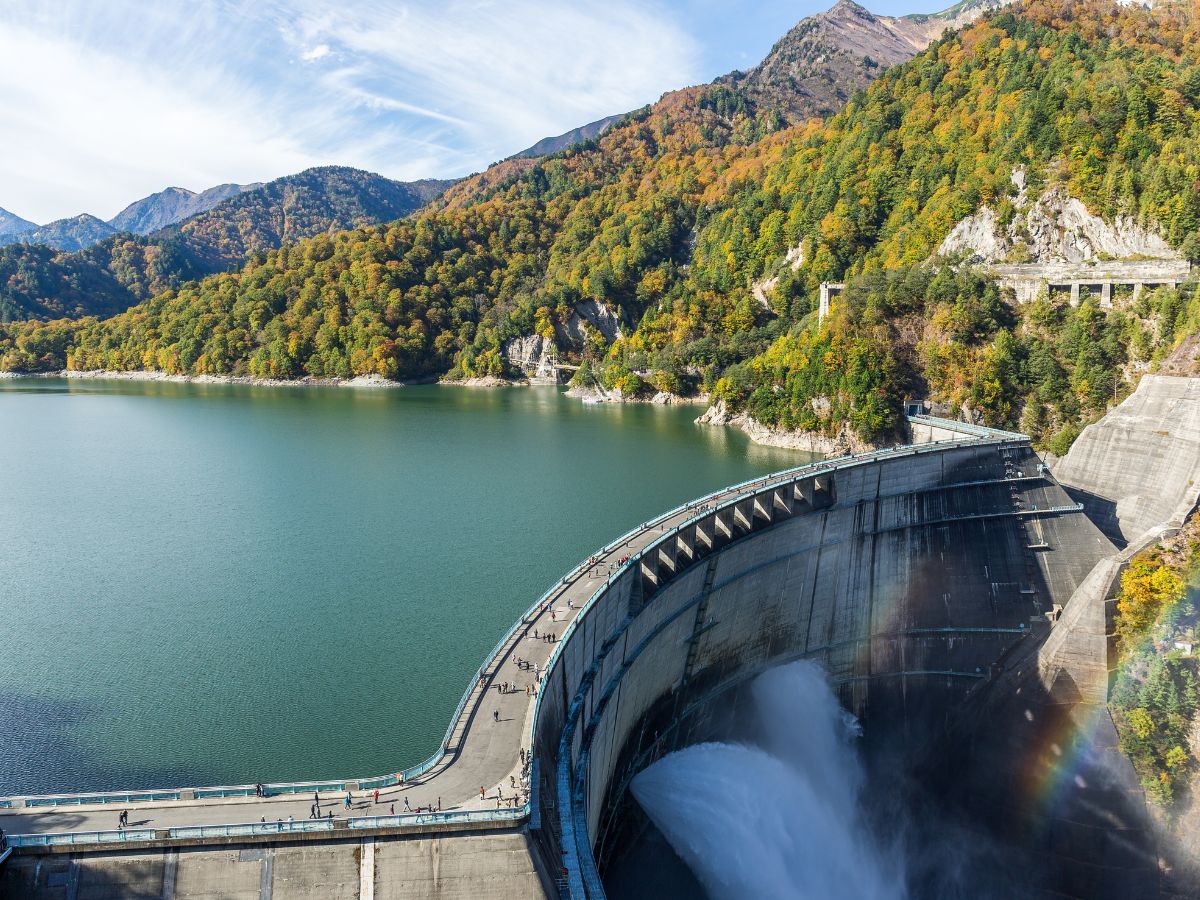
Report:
0,378,807,795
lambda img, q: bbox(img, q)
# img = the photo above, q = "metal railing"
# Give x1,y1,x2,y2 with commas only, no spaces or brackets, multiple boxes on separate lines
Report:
171,819,334,840
347,805,528,829
8,829,157,847
24,791,181,808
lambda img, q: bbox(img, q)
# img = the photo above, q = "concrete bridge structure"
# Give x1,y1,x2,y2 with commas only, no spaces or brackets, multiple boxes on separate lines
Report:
2,405,1188,899
992,259,1193,305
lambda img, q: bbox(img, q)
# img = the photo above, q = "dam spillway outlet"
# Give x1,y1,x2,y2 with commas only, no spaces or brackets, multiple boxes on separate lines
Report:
629,660,902,900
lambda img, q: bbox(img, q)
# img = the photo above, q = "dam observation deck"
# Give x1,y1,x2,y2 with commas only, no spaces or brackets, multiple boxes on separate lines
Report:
1,414,1123,899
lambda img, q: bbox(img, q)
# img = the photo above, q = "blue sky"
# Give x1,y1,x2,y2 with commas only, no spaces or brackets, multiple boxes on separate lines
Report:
1,0,948,223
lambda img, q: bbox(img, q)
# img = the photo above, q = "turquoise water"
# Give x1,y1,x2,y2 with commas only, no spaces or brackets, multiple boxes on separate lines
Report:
0,379,807,795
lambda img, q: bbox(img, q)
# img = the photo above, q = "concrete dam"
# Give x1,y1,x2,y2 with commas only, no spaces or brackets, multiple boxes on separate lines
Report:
2,405,1187,899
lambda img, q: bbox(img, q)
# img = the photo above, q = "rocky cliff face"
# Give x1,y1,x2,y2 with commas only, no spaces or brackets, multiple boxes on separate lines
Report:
939,179,1181,265
503,333,558,381
696,398,874,455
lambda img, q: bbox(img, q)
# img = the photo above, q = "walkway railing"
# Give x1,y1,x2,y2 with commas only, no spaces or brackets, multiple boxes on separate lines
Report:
8,829,157,848
2,415,1018,852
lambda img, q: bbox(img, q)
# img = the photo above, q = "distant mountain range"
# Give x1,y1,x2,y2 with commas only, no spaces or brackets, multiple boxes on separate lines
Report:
511,113,627,160
109,183,262,235
0,0,1007,325
0,183,261,252
0,207,37,238
0,166,456,322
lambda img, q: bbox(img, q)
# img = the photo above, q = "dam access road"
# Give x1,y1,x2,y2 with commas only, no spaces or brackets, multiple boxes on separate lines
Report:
4,392,1198,900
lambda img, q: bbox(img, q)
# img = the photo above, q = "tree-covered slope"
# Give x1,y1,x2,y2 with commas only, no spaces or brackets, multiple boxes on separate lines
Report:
0,167,455,322
3,0,1198,451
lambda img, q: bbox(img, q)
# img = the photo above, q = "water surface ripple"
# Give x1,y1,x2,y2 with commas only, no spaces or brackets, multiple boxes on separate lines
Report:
0,379,806,795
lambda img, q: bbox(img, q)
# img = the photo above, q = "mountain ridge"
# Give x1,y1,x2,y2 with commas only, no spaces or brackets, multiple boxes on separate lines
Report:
719,0,1008,124
108,183,263,236
0,166,456,321
0,207,36,238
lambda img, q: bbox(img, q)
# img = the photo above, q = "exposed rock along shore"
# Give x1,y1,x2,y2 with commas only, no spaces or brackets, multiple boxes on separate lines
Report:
3,369,419,388
4,370,838,455
695,398,875,455
563,384,709,406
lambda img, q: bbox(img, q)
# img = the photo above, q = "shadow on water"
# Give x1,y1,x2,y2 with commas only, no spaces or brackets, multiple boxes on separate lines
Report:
0,691,220,797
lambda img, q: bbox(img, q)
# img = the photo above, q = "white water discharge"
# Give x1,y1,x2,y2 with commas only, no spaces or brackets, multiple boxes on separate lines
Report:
631,660,905,900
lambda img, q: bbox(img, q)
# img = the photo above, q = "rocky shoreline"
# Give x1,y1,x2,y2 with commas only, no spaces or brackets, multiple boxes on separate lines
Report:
0,369,420,388
2,369,841,456
563,384,709,406
694,399,874,455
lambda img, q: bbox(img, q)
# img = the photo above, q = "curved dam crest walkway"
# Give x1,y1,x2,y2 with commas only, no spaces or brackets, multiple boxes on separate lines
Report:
0,466,816,841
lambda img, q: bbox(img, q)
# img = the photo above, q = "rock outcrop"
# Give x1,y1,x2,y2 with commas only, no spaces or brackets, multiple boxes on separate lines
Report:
504,334,559,382
695,398,873,454
939,181,1179,265
557,299,624,345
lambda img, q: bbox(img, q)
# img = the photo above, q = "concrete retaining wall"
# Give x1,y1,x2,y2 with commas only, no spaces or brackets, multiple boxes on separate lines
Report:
1054,375,1200,549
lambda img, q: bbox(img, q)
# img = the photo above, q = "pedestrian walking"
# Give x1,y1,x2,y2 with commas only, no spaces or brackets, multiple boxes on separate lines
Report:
310,804,316,819
344,792,352,810
373,788,379,805
493,708,500,722
314,791,319,807
480,786,486,801
404,797,411,812
437,797,442,811
390,803,395,815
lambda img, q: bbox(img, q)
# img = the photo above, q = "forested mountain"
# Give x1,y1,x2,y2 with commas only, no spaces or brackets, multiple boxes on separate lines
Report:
20,214,118,253
158,167,456,269
0,207,36,239
2,0,1199,456
108,182,261,235
0,167,455,322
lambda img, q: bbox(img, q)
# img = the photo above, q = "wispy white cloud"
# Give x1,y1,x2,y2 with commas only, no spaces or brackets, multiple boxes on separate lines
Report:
0,0,703,223
300,43,330,61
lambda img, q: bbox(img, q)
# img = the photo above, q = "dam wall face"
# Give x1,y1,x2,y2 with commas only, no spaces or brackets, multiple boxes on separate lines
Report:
529,438,1115,898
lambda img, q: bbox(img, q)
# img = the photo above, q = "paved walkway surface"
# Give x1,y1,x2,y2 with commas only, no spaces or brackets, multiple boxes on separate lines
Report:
0,484,747,840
